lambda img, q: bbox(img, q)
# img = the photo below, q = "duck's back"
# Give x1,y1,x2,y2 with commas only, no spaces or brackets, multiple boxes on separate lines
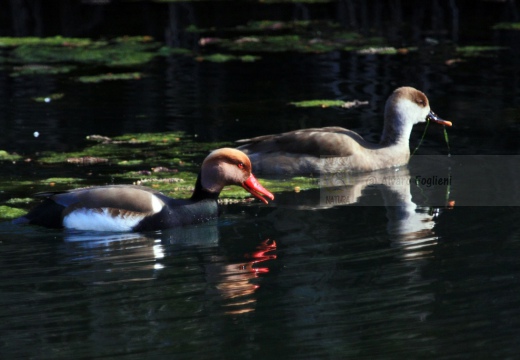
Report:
237,127,381,174
237,127,372,156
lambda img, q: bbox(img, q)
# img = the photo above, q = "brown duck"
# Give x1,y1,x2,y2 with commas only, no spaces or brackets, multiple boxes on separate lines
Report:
237,87,452,174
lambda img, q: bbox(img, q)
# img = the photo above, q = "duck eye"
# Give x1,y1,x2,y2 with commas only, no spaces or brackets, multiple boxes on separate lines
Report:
237,162,245,169
416,98,426,106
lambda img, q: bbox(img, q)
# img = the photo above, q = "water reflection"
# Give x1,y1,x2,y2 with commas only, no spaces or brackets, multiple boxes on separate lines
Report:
248,155,520,357
2,171,519,357
204,238,277,315
273,164,451,247
0,218,278,357
254,165,453,357
58,221,275,314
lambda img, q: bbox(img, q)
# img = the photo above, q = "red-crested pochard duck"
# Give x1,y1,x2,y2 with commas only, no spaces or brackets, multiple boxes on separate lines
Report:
237,87,452,174
14,148,274,232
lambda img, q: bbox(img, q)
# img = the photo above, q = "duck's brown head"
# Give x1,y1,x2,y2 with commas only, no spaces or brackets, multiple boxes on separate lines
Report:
381,87,452,145
388,87,452,127
201,148,274,204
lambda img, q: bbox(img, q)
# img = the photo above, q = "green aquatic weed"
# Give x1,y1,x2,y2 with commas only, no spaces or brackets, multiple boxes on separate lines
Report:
11,64,76,77
492,22,520,30
455,45,507,57
40,178,84,185
290,99,349,108
33,93,64,102
0,36,93,47
197,53,261,63
443,127,451,155
7,36,160,66
0,205,27,219
77,72,143,83
0,150,22,161
157,46,193,56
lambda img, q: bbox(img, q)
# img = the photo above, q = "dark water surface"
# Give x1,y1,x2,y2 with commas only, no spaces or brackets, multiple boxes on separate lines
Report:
1,1,520,359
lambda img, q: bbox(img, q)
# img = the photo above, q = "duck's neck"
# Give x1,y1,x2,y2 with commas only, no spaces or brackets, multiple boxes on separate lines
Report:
379,110,414,147
190,173,220,202
370,109,413,168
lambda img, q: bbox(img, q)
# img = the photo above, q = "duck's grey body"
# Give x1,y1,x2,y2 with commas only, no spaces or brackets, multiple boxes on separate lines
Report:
237,87,452,175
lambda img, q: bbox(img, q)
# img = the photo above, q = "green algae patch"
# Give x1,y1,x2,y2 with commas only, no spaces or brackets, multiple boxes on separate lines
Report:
33,93,64,102
290,99,349,108
0,24,400,77
213,31,387,54
191,19,342,35
260,176,318,193
11,43,156,66
11,64,76,77
492,22,520,30
40,132,192,164
290,99,369,108
355,46,400,55
185,24,209,33
38,146,115,164
222,35,309,52
196,20,391,54
0,150,22,161
37,143,141,165
240,55,261,62
0,205,27,220
117,159,145,166
197,53,236,63
222,176,318,199
40,177,84,185
111,131,186,145
77,72,143,83
36,131,222,173
455,46,507,57
0,36,93,47
113,36,155,44
233,20,341,33
5,197,34,205
239,20,312,31
158,46,194,56
5,36,160,67
196,53,261,63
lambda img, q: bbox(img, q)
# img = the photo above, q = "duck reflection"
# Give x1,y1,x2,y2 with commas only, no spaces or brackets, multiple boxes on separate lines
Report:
203,238,277,315
272,164,453,251
59,220,275,316
251,163,454,356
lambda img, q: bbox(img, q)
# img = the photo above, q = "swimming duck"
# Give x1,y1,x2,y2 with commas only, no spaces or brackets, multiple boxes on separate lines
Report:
237,87,452,174
14,148,274,232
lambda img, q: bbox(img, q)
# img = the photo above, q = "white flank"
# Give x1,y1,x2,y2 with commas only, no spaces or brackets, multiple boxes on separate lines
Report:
63,208,144,232
150,194,164,213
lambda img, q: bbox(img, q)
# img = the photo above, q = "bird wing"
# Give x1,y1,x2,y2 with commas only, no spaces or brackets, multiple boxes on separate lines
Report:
237,127,369,156
38,185,165,214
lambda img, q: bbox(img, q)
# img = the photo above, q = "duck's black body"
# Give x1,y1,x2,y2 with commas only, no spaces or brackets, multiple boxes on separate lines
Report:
135,177,220,231
133,198,218,231
13,148,274,232
15,176,220,232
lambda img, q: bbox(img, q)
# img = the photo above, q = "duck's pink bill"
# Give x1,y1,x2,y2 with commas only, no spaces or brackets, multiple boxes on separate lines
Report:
242,174,275,204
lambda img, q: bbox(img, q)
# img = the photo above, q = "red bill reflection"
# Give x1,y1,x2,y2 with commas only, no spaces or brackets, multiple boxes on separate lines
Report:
206,239,277,315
